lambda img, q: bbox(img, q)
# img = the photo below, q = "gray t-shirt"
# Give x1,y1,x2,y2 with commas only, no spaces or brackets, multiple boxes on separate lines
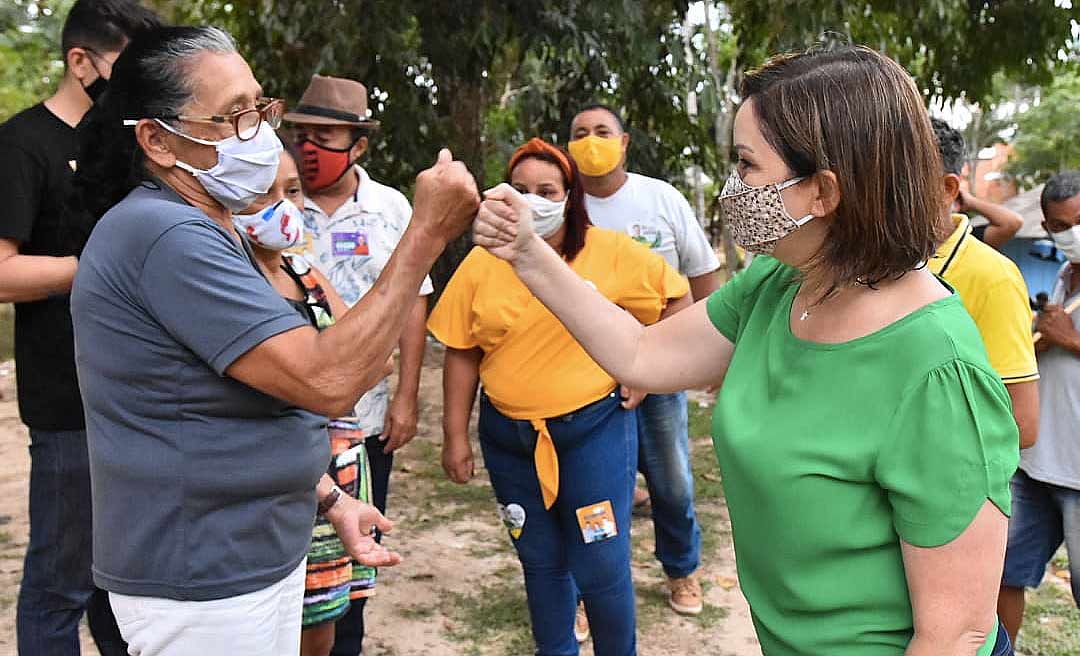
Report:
72,183,329,601
1021,263,1080,490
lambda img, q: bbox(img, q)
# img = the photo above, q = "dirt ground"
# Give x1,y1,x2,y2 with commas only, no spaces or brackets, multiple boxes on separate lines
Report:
0,344,761,655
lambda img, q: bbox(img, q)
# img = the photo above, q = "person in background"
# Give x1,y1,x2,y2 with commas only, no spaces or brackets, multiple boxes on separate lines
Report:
233,147,390,656
69,25,477,655
475,46,1019,656
0,1,161,653
430,137,690,655
998,170,1080,644
284,74,431,656
567,104,717,619
929,118,1039,450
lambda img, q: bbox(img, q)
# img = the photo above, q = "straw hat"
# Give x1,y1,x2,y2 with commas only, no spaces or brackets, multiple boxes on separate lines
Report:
283,74,381,128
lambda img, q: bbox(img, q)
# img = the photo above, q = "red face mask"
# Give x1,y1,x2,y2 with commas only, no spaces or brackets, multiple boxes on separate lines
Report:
297,139,355,191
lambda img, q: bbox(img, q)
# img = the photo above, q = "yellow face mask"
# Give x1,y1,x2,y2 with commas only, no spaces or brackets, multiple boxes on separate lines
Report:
568,135,623,177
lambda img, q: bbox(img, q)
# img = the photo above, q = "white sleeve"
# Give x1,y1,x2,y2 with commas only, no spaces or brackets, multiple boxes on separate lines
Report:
392,189,434,296
667,185,720,277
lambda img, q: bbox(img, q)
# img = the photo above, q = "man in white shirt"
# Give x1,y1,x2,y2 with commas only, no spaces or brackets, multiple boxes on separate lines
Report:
999,170,1080,643
285,74,431,656
568,104,720,617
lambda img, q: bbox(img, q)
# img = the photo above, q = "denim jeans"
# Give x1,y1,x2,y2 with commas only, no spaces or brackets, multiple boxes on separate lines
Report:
479,392,638,656
1002,469,1080,604
17,429,127,655
636,392,701,578
990,620,1014,656
331,433,393,656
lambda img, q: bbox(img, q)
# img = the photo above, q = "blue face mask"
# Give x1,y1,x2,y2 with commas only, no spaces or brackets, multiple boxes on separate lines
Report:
156,120,283,212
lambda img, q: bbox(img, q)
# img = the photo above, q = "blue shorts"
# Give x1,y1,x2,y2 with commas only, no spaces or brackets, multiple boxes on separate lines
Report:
1001,469,1080,605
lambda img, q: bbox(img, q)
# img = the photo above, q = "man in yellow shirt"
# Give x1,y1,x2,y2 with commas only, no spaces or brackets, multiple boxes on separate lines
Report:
929,118,1039,449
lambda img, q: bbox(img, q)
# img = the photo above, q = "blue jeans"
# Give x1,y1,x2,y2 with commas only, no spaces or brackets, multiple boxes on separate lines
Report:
636,392,701,578
480,392,638,656
17,429,127,655
1001,468,1080,604
991,620,1014,656
331,433,393,656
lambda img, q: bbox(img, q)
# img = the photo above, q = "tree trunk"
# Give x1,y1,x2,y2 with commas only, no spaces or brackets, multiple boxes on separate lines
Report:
704,2,741,276
428,77,488,307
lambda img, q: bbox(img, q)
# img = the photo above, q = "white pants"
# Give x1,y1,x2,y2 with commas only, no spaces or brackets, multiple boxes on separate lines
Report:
109,560,306,656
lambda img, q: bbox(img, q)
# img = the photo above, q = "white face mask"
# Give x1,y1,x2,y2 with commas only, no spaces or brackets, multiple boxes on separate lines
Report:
524,193,567,238
1051,226,1080,263
233,199,305,251
156,120,283,212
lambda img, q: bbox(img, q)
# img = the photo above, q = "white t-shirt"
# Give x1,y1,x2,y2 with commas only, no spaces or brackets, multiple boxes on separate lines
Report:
584,172,719,278
296,165,433,436
1021,263,1080,490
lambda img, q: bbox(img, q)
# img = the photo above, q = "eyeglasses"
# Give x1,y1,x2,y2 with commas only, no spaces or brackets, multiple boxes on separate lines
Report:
158,98,284,141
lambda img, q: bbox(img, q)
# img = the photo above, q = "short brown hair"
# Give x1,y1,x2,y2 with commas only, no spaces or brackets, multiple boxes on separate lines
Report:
741,46,943,286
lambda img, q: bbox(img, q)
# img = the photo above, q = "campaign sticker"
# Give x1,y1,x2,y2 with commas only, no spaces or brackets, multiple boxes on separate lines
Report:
332,231,370,256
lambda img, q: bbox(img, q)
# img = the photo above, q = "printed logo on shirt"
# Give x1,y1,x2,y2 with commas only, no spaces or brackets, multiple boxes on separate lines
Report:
332,231,370,257
627,223,662,249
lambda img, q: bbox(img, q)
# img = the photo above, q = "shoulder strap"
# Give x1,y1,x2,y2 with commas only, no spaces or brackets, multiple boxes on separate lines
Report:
281,254,335,326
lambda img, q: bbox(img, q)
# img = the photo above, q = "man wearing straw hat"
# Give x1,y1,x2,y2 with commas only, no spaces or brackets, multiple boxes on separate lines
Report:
285,74,431,656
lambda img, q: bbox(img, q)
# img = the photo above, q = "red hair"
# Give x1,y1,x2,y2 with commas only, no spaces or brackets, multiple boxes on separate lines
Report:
506,138,591,262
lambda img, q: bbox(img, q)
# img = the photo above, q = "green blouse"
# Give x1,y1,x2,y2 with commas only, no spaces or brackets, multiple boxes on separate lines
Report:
707,257,1017,655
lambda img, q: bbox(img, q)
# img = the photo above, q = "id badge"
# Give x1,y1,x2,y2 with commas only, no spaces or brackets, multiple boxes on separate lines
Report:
576,500,617,544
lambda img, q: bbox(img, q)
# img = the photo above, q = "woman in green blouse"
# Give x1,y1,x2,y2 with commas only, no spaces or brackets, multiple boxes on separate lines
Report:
473,46,1017,656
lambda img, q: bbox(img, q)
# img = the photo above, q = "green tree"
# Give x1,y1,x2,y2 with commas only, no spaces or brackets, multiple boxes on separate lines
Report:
1008,72,1080,185
0,0,72,123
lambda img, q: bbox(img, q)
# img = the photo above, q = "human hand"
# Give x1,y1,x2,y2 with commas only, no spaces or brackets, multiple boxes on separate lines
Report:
412,149,481,247
442,435,475,484
472,183,539,264
381,392,418,454
324,496,402,567
955,188,972,212
1035,304,1078,349
620,385,647,410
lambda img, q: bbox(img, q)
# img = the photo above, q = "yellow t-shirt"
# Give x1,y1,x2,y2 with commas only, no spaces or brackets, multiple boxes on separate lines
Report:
428,227,690,419
929,214,1039,384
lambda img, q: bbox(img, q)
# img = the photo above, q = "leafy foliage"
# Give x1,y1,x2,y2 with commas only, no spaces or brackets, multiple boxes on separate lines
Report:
1008,72,1080,185
0,0,71,123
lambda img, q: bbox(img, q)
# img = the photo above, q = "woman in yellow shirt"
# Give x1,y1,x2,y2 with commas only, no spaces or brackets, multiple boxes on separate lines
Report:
428,138,689,655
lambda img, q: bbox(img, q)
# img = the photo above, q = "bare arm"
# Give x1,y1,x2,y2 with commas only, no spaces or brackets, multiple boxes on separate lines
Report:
1006,380,1039,449
0,238,78,303
474,184,734,393
960,190,1022,250
902,500,1007,655
382,295,428,453
226,151,479,417
689,270,720,302
442,346,482,483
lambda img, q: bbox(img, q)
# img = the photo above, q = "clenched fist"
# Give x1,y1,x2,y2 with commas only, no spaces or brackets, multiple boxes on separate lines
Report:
412,149,481,247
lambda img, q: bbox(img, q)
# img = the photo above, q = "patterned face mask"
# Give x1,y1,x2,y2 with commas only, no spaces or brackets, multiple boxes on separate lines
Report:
719,171,814,255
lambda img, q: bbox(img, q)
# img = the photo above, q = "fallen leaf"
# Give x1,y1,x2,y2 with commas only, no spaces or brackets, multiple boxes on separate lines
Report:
716,576,739,590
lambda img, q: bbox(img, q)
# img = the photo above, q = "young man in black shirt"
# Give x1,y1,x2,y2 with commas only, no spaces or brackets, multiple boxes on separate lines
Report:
0,1,160,654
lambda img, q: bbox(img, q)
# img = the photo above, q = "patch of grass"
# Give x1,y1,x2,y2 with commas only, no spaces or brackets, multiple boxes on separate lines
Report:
446,582,533,655
0,304,12,362
1016,581,1080,656
400,603,437,620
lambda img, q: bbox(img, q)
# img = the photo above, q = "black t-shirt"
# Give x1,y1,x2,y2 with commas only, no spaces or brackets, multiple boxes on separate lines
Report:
0,103,94,429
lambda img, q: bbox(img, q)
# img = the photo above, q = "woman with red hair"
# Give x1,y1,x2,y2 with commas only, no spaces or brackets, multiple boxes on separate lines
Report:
428,138,689,655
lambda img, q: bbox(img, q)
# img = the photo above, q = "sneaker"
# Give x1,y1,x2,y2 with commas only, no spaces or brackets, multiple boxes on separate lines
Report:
668,575,704,616
574,601,590,643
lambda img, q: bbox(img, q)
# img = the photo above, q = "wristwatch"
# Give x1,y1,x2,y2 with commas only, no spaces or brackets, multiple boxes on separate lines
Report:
317,485,343,515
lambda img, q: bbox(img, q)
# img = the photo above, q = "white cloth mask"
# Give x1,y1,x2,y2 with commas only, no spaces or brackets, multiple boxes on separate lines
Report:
157,120,283,212
233,199,305,251
719,171,813,255
1051,225,1080,263
524,193,567,238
